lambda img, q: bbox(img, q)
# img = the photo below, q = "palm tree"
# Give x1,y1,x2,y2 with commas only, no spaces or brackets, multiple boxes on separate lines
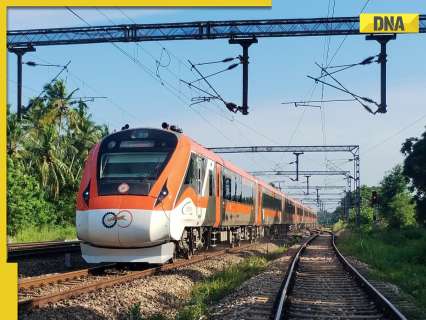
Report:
23,125,71,198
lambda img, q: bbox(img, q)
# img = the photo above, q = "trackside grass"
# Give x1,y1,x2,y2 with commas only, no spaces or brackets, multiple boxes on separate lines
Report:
9,224,77,243
337,227,426,315
127,245,288,320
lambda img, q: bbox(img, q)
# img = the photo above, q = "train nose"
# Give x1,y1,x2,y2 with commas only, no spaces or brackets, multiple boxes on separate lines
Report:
76,209,170,248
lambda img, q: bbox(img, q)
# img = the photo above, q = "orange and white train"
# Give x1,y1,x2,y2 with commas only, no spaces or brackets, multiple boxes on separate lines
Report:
76,127,316,264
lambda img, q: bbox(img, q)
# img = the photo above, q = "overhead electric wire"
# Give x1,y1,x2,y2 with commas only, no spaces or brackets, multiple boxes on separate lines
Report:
317,55,377,80
194,57,238,66
26,60,71,111
73,7,188,103
69,8,306,171
311,62,379,114
88,8,267,168
364,112,426,155
282,98,355,106
326,0,371,67
117,8,286,153
188,63,240,85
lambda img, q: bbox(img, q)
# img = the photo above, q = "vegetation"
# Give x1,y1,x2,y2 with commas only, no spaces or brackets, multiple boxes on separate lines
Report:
176,256,268,320
7,80,107,240
401,130,426,226
10,225,76,243
329,128,426,314
338,227,426,316
126,246,288,320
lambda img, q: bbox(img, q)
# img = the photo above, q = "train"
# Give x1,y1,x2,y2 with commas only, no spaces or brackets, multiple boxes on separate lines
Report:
76,125,317,264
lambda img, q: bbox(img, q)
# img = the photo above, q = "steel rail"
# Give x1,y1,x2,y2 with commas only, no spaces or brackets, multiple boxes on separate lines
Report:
8,240,80,249
273,232,407,320
332,233,407,320
8,240,81,259
18,242,257,310
273,234,318,320
18,263,117,290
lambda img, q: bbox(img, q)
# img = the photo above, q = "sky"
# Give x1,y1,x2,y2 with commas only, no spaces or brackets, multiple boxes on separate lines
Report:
6,1,426,211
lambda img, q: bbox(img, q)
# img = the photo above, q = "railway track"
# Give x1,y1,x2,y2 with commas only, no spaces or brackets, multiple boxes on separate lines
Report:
274,233,407,320
8,240,81,259
18,242,258,311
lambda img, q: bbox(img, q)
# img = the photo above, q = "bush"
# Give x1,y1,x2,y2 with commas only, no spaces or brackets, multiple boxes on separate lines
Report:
7,160,56,236
388,192,416,228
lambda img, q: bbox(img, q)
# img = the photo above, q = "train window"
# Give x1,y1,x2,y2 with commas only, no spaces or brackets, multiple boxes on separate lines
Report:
184,154,207,195
97,128,178,196
285,199,295,215
223,177,232,200
262,192,281,211
100,152,168,179
184,157,196,186
233,175,242,202
242,179,254,204
208,171,213,196
197,166,202,194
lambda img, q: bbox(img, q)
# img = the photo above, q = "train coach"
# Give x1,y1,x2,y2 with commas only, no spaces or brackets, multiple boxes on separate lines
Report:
76,126,316,264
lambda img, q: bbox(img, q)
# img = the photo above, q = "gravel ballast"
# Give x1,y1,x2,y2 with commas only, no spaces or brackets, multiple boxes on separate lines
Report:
19,242,283,320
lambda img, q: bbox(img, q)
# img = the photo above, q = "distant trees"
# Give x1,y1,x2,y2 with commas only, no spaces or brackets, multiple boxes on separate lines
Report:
378,165,416,228
401,128,426,226
333,165,417,230
7,80,108,236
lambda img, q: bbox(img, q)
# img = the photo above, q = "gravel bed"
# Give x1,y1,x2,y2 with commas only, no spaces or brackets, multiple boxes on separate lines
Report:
19,241,283,320
209,243,301,320
16,253,92,278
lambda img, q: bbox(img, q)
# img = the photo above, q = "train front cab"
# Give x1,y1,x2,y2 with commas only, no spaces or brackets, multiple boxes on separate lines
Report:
76,128,188,263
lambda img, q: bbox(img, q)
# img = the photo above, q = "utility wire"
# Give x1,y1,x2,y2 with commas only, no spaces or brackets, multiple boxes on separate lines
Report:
189,63,240,85
194,57,238,66
90,8,261,164
26,61,71,111
364,113,426,155
311,62,379,114
326,0,371,67
317,55,377,80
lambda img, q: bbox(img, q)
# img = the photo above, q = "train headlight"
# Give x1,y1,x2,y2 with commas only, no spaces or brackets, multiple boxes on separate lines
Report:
155,181,169,207
82,182,90,206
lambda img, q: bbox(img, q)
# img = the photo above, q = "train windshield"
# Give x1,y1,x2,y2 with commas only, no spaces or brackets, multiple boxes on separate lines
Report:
97,128,178,195
100,152,168,180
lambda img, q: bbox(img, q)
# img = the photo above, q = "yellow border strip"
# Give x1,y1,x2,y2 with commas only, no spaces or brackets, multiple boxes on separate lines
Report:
1,2,18,319
6,0,271,6
1,2,270,319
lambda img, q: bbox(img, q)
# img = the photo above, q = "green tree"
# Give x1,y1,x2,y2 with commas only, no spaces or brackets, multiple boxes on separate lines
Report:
379,165,415,228
401,128,426,226
345,185,376,227
388,192,416,227
7,79,108,235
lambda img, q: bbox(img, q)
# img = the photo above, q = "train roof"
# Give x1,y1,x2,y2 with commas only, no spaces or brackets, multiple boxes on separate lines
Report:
181,132,314,213
101,127,314,213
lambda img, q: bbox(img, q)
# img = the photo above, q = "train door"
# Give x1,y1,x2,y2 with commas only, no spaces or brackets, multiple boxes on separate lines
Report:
214,164,222,227
195,156,207,224
257,187,263,225
204,160,216,226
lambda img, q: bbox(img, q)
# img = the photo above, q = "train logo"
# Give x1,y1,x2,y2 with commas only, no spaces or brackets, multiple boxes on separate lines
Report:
117,183,130,193
102,212,117,228
101,211,133,228
116,210,133,228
